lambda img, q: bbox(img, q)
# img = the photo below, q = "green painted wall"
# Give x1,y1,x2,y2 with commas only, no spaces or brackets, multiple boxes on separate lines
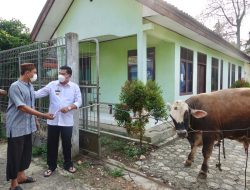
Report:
146,22,245,101
96,35,175,104
146,35,175,103
99,36,137,103
54,0,142,40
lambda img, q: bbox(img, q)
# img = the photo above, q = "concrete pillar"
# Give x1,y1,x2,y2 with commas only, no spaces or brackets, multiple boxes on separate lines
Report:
206,55,212,92
137,31,147,83
65,32,80,157
193,51,197,94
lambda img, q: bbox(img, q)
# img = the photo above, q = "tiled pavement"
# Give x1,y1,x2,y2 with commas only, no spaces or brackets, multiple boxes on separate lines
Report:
1,138,250,190
139,138,250,190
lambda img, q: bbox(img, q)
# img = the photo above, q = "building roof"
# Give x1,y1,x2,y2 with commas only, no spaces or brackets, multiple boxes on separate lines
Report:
31,0,250,62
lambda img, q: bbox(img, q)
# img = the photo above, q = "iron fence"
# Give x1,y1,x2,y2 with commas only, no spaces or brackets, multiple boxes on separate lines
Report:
0,37,66,132
78,39,100,156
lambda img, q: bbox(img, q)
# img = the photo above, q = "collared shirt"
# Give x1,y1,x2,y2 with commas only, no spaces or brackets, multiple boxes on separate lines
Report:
6,80,37,138
35,80,82,127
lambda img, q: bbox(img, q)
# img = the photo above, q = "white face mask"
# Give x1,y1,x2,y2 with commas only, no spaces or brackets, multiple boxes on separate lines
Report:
30,74,37,82
58,74,66,83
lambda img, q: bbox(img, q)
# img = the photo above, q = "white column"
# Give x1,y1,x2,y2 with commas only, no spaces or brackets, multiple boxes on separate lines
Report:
66,32,80,157
174,43,180,100
137,31,147,83
193,51,197,94
206,55,212,92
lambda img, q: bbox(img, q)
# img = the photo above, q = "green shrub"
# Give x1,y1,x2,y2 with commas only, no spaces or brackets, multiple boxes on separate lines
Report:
231,79,250,88
114,80,167,149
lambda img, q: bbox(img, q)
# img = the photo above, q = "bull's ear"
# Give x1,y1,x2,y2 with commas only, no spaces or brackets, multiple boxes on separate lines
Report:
190,109,207,119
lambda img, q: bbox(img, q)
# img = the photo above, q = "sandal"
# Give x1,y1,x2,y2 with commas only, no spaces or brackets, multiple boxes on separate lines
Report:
44,169,54,177
65,166,76,173
9,186,23,190
18,176,36,184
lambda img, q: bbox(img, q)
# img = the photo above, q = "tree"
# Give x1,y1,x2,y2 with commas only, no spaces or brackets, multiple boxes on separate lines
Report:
212,20,235,42
200,0,250,48
0,19,31,51
244,33,250,54
114,80,167,150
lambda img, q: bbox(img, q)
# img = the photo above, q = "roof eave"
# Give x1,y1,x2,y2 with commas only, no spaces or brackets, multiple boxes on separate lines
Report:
137,0,250,62
30,0,55,41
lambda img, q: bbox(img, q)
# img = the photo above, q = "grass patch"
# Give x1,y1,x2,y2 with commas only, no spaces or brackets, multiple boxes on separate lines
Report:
32,144,47,160
101,135,149,158
74,160,92,172
108,167,124,177
0,123,6,141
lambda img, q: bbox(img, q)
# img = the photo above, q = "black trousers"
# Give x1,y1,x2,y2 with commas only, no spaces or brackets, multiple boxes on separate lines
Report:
47,125,73,171
6,134,32,181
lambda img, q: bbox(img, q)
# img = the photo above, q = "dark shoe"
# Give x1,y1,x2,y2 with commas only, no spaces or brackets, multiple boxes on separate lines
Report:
44,169,55,177
9,186,23,190
19,176,36,184
65,166,76,173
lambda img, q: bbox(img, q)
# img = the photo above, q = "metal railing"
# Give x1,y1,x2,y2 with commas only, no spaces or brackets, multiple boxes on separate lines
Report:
0,37,66,127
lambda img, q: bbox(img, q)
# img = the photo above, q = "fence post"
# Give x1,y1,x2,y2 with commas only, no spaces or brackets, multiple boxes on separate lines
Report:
65,32,79,157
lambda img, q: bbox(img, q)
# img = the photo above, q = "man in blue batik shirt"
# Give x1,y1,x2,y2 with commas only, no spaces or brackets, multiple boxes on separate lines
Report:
6,63,54,190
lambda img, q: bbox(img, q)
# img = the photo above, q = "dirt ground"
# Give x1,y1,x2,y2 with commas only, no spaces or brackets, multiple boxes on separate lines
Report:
70,154,145,190
69,138,158,189
0,136,157,190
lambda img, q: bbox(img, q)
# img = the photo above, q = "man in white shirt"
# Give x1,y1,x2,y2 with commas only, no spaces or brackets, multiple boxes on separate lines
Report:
35,65,82,177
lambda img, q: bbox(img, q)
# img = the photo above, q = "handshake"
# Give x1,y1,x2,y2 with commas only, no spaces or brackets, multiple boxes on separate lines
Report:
41,113,55,120
41,106,72,120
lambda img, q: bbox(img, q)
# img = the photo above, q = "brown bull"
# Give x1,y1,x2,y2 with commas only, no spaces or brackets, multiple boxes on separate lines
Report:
170,88,250,178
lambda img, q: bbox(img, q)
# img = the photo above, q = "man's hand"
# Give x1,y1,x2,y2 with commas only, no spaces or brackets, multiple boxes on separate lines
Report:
43,113,54,120
60,106,70,113
0,89,7,96
35,117,41,130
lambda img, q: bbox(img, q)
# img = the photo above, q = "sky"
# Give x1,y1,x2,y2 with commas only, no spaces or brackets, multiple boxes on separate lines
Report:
167,0,250,42
0,0,249,41
0,0,47,31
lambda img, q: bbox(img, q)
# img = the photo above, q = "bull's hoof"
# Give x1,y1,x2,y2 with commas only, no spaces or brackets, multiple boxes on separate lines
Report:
184,159,192,167
198,171,207,179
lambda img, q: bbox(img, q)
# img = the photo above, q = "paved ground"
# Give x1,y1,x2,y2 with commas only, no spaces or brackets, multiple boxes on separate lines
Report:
139,138,250,190
0,144,92,190
1,137,250,190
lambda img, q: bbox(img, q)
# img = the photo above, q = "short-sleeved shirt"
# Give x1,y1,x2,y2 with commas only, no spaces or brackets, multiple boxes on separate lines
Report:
35,80,82,127
6,80,37,138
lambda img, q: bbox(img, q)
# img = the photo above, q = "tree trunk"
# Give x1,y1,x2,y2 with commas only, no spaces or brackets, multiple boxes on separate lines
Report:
236,22,241,49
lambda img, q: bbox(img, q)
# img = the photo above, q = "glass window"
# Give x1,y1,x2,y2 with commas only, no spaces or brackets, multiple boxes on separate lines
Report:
197,52,207,94
211,58,218,91
228,63,231,88
220,60,223,89
79,57,91,84
180,47,193,95
128,48,155,81
231,64,235,85
238,66,242,80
